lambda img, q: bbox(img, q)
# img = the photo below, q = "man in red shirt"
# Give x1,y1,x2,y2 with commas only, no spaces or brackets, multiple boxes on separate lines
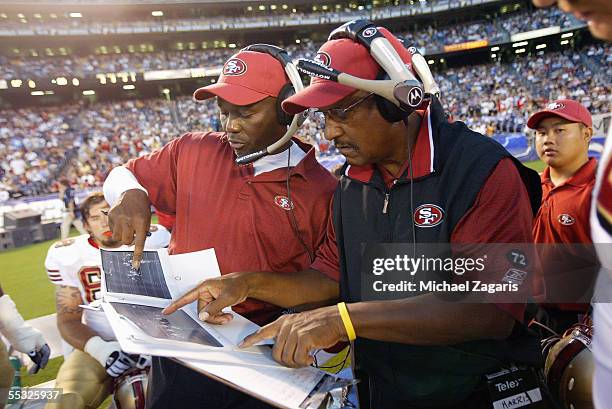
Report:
165,25,545,408
103,48,337,409
530,99,599,330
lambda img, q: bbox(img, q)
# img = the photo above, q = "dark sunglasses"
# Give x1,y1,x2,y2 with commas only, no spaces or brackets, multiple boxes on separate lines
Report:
311,92,375,122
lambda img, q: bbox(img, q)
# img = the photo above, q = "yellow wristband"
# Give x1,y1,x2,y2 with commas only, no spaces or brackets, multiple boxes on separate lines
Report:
337,302,357,341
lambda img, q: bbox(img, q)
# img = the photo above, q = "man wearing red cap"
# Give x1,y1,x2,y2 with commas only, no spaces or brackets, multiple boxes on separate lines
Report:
529,99,599,330
102,48,337,409
166,27,545,408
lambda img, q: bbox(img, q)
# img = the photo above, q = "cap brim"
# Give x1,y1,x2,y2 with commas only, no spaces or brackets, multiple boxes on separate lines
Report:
282,80,356,115
527,110,582,129
193,82,268,105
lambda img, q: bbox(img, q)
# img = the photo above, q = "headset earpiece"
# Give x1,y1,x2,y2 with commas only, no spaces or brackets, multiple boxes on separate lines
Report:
374,71,410,123
276,83,295,126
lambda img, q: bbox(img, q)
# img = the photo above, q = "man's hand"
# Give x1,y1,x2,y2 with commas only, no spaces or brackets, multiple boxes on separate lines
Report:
162,273,251,324
239,306,348,368
84,336,139,378
108,189,151,270
0,294,50,373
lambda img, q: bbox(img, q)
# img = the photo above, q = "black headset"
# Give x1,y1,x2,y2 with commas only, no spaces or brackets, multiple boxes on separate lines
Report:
235,44,305,165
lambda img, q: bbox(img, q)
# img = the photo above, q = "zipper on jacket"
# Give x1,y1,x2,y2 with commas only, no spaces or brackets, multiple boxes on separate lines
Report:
382,193,390,214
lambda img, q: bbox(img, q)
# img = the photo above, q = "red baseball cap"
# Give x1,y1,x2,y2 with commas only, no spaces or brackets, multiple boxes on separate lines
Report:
527,99,592,129
282,27,417,115
193,50,289,106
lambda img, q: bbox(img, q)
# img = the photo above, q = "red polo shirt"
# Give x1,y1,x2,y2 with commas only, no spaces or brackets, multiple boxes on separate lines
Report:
533,158,597,244
312,107,535,322
533,158,597,311
126,132,338,325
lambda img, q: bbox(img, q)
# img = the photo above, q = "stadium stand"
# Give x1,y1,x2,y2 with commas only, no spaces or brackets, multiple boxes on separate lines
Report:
1,41,609,200
0,7,584,80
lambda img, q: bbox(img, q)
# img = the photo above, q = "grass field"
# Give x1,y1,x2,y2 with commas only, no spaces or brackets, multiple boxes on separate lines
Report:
1,238,58,320
524,159,546,172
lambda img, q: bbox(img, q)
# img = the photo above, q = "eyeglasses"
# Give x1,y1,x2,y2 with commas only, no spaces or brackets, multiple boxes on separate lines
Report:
311,92,375,123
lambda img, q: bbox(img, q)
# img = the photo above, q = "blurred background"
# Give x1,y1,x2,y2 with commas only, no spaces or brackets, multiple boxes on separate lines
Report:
0,0,609,405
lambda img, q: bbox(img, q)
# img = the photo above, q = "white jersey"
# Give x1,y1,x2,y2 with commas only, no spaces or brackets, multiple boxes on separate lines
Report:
592,128,612,408
45,225,170,340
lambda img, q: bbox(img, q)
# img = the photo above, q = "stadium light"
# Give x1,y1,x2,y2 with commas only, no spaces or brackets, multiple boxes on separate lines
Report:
512,41,528,48
259,5,266,10
162,88,170,95
270,5,277,10
34,14,42,19
282,4,288,9
427,59,434,65
229,43,236,48
56,77,68,86
490,46,500,52
123,84,135,90
17,13,24,19
491,53,497,58
10,80,22,88
49,13,57,18
0,13,7,18
151,11,163,17
561,32,573,39
560,40,569,45
82,90,95,95
69,12,82,18
536,44,547,50
295,39,301,44
31,91,44,96
72,78,80,86
44,91,54,95
28,80,36,88
515,48,526,54
0,80,7,89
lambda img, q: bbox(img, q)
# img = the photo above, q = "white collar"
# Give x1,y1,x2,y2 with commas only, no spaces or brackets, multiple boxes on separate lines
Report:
252,142,306,176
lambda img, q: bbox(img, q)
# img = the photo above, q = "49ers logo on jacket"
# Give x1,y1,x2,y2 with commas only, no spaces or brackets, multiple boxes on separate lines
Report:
274,195,294,211
223,58,247,76
558,213,575,226
414,204,445,228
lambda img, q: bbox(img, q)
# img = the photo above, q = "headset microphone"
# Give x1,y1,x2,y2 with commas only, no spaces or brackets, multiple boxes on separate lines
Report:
297,19,441,122
296,58,425,111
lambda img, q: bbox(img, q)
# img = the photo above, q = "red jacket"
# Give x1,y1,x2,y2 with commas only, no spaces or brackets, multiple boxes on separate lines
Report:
126,132,338,324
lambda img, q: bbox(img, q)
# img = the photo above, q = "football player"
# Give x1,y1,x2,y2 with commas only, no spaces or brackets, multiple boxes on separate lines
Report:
44,192,169,409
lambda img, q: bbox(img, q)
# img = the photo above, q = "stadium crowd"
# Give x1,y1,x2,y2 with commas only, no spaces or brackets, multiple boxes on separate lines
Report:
0,43,609,200
0,7,582,80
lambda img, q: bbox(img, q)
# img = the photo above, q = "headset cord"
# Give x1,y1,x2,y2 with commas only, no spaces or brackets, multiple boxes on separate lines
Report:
286,144,315,264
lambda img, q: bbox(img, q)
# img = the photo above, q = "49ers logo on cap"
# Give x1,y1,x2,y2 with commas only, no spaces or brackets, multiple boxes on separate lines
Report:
558,214,575,226
547,102,565,110
314,51,331,67
408,46,418,55
414,204,445,228
274,195,294,211
223,58,247,76
362,27,378,37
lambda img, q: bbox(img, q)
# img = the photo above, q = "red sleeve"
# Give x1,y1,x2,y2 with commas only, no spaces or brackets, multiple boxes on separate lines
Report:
451,158,536,322
311,197,341,282
125,135,184,215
